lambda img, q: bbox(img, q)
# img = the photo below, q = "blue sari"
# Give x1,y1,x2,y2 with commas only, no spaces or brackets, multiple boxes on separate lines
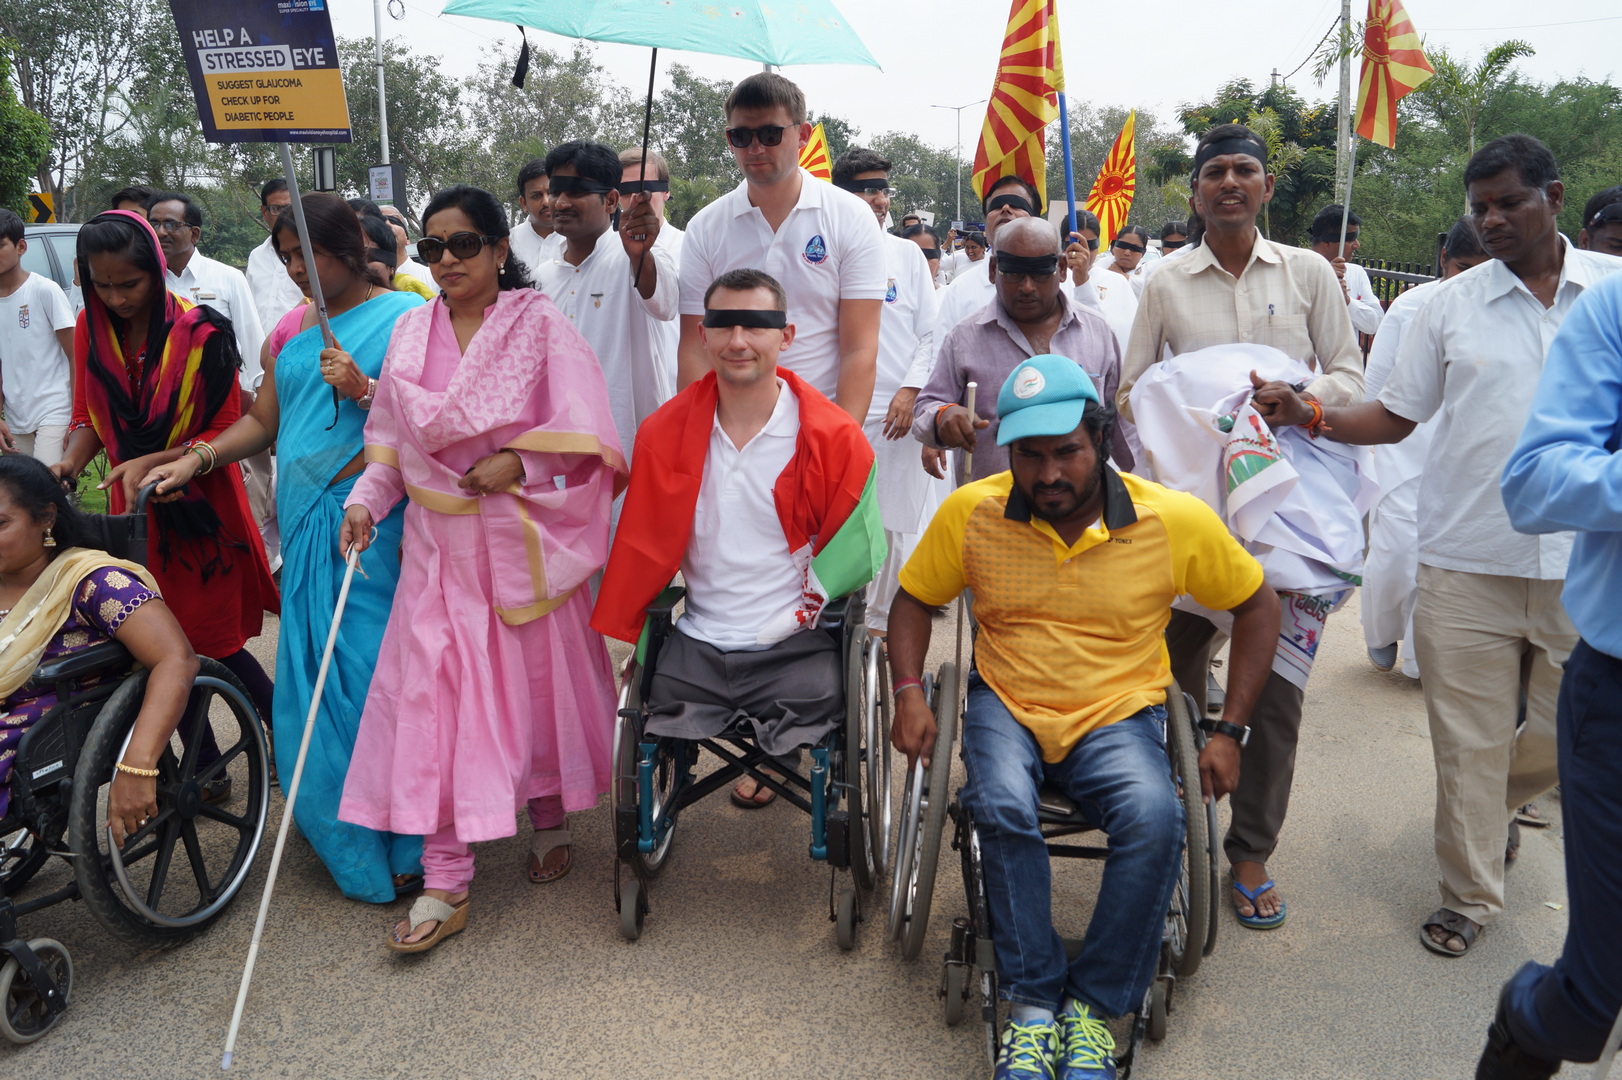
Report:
273,290,423,902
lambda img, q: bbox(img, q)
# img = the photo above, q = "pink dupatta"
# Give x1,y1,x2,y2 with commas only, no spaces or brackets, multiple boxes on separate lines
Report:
360,288,628,623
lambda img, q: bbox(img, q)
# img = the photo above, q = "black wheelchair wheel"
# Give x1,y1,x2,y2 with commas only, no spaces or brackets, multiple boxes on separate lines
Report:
611,664,674,881
0,938,71,1044
67,659,269,949
897,661,959,961
1165,685,1211,978
844,625,879,892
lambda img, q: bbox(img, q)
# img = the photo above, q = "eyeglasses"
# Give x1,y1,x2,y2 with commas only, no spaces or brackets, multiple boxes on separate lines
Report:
726,124,787,149
1112,239,1145,253
416,232,497,263
837,178,895,196
151,219,192,233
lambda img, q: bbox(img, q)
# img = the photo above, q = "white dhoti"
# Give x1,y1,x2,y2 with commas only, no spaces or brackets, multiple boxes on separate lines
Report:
1362,474,1421,678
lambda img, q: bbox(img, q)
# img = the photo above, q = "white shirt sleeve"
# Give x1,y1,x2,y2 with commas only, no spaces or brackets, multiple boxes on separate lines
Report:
222,268,265,390
39,275,75,331
1377,286,1447,424
837,205,889,300
677,208,716,318
635,238,680,323
1345,262,1385,335
903,246,941,389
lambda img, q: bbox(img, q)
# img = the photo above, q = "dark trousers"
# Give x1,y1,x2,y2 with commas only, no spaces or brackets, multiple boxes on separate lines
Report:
1165,609,1306,865
1500,638,1622,1063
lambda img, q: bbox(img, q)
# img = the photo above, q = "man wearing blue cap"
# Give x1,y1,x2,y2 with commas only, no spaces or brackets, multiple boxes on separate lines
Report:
887,355,1280,1079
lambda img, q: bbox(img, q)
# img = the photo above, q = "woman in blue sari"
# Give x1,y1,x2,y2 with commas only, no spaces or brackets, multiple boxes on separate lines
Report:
144,193,423,902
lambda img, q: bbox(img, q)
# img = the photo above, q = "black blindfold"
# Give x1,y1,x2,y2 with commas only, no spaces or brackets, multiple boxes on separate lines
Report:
994,251,1060,276
548,175,616,197
702,308,788,329
987,192,1035,215
616,179,670,195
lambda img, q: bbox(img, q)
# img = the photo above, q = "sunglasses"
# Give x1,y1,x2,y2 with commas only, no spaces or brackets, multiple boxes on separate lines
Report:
1112,239,1145,253
416,232,498,264
726,124,787,149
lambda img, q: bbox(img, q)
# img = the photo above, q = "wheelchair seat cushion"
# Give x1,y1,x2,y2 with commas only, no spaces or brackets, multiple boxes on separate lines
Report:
643,625,842,756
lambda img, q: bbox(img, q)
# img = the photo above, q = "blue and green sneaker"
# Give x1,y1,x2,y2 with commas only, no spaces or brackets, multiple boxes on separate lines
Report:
994,1017,1059,1080
1057,999,1116,1080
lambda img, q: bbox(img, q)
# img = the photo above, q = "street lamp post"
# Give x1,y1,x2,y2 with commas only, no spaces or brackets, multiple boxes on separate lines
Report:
931,98,987,226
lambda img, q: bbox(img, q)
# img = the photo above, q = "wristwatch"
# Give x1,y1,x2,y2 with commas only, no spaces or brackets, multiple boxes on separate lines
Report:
1198,718,1252,747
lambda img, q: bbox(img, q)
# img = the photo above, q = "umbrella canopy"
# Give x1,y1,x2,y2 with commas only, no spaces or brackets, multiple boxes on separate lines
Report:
439,0,880,69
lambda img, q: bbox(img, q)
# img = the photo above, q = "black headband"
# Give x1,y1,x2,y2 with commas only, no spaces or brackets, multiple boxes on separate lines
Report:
702,308,788,329
1587,202,1622,228
547,175,616,196
834,178,890,193
1193,137,1267,175
617,179,670,195
987,192,1036,215
994,250,1060,276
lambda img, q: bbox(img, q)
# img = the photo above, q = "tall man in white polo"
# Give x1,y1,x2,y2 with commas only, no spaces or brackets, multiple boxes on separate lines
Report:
676,72,885,423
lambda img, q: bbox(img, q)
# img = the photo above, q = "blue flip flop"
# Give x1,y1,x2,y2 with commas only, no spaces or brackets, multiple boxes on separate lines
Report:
1232,879,1287,930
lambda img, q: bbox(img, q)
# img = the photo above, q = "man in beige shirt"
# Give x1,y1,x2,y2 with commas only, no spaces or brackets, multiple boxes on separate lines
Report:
1118,123,1363,933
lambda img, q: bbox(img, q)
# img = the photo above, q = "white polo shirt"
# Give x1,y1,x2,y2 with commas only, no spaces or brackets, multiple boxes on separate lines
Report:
1379,240,1622,579
245,235,305,331
678,379,804,650
678,168,887,399
0,271,75,430
165,251,264,389
534,235,677,466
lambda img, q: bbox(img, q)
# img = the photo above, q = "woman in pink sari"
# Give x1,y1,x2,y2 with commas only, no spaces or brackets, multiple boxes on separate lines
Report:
337,185,627,951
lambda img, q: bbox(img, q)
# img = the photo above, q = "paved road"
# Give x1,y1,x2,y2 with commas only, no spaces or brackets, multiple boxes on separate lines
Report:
6,594,1570,1079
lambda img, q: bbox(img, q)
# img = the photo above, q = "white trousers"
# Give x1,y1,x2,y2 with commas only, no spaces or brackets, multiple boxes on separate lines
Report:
1361,476,1421,678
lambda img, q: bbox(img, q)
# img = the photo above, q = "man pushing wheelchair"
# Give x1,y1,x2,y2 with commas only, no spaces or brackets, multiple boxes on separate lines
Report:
888,354,1280,1079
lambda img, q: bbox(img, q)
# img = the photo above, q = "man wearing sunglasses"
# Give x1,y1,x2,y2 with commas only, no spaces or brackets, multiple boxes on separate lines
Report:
530,140,676,478
677,72,885,424
832,147,943,636
1308,204,1384,336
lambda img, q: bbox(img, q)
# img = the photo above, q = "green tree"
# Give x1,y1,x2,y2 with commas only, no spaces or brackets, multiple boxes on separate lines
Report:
0,44,48,216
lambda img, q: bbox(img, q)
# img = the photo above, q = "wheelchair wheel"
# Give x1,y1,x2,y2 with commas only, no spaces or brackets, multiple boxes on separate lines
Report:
619,878,645,942
611,664,675,881
67,659,269,949
844,626,889,892
892,661,959,960
1147,978,1170,1042
1165,685,1211,978
0,823,53,898
0,938,72,1044
835,885,858,951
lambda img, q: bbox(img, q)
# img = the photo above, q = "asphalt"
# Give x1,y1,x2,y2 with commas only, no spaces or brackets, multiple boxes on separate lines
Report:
4,591,1571,1079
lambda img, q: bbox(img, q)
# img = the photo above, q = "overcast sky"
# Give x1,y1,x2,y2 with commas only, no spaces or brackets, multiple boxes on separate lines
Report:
333,0,1620,158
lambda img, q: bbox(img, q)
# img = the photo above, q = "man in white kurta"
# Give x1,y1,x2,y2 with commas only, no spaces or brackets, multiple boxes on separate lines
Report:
832,149,947,632
244,179,305,331
509,163,567,278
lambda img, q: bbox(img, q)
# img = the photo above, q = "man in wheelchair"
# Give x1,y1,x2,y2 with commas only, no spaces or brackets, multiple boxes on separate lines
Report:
592,267,884,801
889,355,1279,1079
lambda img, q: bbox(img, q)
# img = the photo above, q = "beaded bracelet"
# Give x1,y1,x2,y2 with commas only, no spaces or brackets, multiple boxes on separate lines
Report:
115,761,160,778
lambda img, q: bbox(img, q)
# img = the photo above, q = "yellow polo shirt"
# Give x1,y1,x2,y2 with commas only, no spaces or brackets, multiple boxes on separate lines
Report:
899,468,1264,762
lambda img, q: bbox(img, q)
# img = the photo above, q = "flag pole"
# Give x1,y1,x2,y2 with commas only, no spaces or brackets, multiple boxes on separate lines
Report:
1338,136,1358,259
1058,93,1078,238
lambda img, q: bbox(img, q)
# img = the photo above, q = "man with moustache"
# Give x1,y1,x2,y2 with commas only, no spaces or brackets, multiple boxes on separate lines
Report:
1251,134,1622,958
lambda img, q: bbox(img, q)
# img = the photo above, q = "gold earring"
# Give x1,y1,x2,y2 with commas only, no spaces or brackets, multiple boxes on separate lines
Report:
43,525,56,548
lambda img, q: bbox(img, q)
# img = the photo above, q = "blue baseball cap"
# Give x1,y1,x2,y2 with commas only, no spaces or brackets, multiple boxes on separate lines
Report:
995,354,1102,447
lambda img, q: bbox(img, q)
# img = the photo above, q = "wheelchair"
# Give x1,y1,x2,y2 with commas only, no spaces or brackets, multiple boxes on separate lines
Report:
0,485,271,1044
893,662,1219,1077
610,586,892,950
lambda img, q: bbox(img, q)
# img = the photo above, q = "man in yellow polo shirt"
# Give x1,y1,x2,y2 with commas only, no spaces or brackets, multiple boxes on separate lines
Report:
889,354,1279,1080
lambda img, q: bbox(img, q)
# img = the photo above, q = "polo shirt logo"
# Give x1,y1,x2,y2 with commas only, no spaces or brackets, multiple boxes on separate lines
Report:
16,304,28,329
803,234,828,265
884,277,897,303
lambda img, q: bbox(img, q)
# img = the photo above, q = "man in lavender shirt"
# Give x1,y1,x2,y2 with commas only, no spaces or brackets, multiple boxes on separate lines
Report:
911,216,1127,480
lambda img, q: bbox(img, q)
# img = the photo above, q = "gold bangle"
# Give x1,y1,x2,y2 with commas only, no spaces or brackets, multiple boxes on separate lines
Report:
115,761,160,778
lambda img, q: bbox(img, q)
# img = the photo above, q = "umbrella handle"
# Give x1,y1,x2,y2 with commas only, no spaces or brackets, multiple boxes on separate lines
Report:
630,47,659,289
222,547,363,1070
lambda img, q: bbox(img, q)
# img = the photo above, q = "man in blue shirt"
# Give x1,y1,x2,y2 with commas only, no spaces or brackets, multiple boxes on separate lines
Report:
1490,270,1622,1078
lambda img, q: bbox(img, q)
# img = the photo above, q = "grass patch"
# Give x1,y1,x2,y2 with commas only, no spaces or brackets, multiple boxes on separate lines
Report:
74,452,109,514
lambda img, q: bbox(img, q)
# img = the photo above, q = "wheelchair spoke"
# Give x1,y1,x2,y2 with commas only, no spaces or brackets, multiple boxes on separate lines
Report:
195,801,251,832
179,820,215,902
116,832,162,867
192,734,249,787
175,692,214,776
144,819,181,908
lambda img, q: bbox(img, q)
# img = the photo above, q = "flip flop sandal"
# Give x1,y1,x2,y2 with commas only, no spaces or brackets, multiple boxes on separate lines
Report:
527,828,572,884
1515,803,1550,828
730,774,779,809
1231,879,1288,930
1420,908,1479,957
387,895,468,953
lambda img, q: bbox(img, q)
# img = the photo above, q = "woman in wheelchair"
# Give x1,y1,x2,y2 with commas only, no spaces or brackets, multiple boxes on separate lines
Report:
888,356,1279,1080
0,455,196,848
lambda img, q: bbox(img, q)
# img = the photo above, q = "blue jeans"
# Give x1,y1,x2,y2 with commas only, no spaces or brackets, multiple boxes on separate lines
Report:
1500,639,1622,1063
961,675,1183,1017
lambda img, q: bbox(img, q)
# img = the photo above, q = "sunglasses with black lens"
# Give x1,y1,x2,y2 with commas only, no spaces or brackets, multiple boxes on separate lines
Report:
725,124,787,149
416,232,497,264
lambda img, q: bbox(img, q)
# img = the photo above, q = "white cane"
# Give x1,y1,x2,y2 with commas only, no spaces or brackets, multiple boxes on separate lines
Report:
953,382,977,687
222,545,364,1070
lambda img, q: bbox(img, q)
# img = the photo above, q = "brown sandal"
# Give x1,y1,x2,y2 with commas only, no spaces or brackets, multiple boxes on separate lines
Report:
387,895,468,953
1420,908,1480,956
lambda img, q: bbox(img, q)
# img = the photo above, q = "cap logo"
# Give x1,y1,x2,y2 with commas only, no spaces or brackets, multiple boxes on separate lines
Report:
1012,367,1045,399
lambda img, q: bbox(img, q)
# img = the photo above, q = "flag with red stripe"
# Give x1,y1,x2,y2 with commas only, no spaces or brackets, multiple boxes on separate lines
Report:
971,0,1064,203
1355,0,1434,147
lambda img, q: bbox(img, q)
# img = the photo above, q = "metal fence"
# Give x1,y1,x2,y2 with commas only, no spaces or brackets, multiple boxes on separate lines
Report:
1361,257,1439,306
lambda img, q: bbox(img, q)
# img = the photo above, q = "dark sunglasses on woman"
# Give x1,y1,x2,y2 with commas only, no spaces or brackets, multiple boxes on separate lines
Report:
725,124,787,149
416,232,497,264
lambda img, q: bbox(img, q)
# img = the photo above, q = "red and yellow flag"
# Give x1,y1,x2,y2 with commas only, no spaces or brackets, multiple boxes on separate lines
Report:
971,0,1063,203
799,123,832,181
1354,0,1435,147
1083,110,1136,249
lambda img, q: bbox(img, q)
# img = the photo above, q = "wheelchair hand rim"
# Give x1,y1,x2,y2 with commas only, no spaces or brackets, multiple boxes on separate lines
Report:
888,756,926,939
105,675,268,928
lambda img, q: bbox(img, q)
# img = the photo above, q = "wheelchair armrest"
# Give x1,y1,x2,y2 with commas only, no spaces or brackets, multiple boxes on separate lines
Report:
635,585,687,705
816,591,865,645
30,641,135,687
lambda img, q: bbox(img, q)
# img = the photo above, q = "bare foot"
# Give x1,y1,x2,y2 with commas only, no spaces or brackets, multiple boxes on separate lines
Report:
391,887,468,945
1231,860,1283,920
731,772,780,808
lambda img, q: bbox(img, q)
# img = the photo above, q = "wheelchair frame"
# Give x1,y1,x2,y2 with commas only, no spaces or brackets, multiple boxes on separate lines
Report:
0,485,272,1044
609,586,892,950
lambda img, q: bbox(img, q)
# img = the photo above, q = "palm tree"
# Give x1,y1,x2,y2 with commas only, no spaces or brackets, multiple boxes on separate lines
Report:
1246,107,1305,239
1427,41,1535,208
